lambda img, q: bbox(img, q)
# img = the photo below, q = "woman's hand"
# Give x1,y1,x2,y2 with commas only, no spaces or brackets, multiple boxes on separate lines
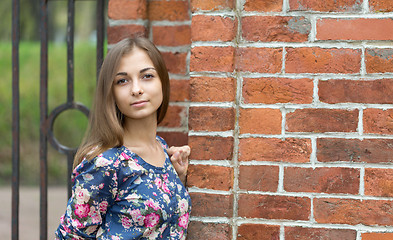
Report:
167,145,190,185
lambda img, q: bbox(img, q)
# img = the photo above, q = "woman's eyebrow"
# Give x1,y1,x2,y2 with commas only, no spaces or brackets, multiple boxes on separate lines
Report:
140,67,156,73
115,72,127,76
115,68,155,76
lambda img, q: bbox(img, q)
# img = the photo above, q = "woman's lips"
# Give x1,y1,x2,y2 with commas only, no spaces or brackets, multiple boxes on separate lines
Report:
131,100,148,107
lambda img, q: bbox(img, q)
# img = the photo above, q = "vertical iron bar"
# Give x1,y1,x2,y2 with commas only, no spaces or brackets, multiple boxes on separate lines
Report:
11,0,20,239
66,0,75,197
67,153,74,198
96,0,105,80
39,0,49,239
67,0,75,103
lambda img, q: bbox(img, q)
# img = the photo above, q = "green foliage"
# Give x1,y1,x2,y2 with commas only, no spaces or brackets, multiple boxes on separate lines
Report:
0,41,102,185
0,0,40,41
0,0,99,42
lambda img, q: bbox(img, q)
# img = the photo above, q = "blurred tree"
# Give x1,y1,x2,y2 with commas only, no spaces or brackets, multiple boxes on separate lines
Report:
1,0,98,42
0,1,12,41
49,1,96,42
0,0,40,41
21,0,40,41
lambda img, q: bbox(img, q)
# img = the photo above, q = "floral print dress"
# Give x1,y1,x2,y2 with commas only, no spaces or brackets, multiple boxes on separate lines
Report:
55,136,191,239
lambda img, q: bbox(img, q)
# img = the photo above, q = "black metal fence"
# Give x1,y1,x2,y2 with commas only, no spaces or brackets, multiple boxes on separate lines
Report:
11,0,107,239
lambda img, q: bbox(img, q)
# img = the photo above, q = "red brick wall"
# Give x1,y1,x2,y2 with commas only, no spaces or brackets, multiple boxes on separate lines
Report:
108,0,393,239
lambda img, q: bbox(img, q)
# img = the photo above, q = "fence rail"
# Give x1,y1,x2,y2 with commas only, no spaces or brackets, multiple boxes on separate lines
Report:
11,0,107,239
11,0,20,239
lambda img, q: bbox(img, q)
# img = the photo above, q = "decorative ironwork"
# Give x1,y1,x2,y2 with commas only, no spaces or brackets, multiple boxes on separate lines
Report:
11,0,107,239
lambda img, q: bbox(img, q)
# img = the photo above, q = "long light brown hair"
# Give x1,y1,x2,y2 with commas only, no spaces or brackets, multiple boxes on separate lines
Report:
73,37,170,168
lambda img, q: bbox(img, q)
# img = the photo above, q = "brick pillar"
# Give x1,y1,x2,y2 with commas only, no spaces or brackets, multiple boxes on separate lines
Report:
187,0,237,239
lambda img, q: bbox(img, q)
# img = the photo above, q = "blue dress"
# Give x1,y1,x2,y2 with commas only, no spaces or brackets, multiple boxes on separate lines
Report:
55,136,191,239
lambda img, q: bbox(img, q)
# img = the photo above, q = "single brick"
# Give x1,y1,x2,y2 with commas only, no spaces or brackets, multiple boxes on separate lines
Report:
286,109,359,133
238,194,311,220
363,109,393,135
238,224,280,240
107,25,147,44
161,51,187,75
289,0,362,12
170,79,189,102
108,0,147,20
285,226,357,240
187,222,231,240
190,77,236,102
242,16,310,42
286,47,361,74
317,18,393,41
284,167,360,194
187,165,233,191
369,0,393,12
243,77,313,104
239,138,311,163
317,138,393,164
244,0,283,12
148,0,190,21
189,136,233,160
366,49,393,73
190,0,234,11
314,198,393,226
191,46,235,72
362,232,393,240
236,47,282,73
191,15,237,42
189,192,233,217
239,165,279,192
319,79,393,104
157,131,188,146
152,25,191,46
365,168,393,197
159,105,186,128
239,108,282,134
189,107,234,131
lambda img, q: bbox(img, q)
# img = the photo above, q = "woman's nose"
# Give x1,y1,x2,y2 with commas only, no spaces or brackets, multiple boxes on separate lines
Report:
131,81,144,96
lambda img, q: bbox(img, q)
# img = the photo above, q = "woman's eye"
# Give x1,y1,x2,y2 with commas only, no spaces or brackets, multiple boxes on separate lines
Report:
143,74,154,80
116,78,127,84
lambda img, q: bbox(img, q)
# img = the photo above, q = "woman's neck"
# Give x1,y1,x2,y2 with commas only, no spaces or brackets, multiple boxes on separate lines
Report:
122,115,158,148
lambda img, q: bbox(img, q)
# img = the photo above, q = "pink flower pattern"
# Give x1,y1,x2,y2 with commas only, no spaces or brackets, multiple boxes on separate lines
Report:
74,204,90,218
99,201,108,213
178,213,189,228
146,199,160,211
89,207,102,224
144,213,160,228
130,209,145,226
121,216,133,229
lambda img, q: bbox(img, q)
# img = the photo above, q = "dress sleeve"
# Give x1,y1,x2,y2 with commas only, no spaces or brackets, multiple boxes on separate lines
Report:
55,154,120,239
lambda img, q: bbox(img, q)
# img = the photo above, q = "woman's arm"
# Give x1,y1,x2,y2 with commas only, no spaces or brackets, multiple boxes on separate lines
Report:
167,145,190,185
55,156,118,239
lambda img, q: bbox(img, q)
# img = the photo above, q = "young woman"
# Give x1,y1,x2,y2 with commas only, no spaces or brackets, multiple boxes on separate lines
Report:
55,38,191,239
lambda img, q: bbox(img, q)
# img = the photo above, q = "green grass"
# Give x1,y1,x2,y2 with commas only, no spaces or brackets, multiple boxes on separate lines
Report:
0,41,104,185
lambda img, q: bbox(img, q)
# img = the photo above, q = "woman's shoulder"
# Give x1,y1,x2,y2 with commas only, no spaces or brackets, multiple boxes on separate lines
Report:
99,146,126,160
72,147,128,183
76,146,126,172
156,135,168,149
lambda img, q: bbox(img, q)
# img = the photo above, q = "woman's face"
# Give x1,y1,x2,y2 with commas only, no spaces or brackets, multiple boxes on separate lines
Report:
112,47,163,122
